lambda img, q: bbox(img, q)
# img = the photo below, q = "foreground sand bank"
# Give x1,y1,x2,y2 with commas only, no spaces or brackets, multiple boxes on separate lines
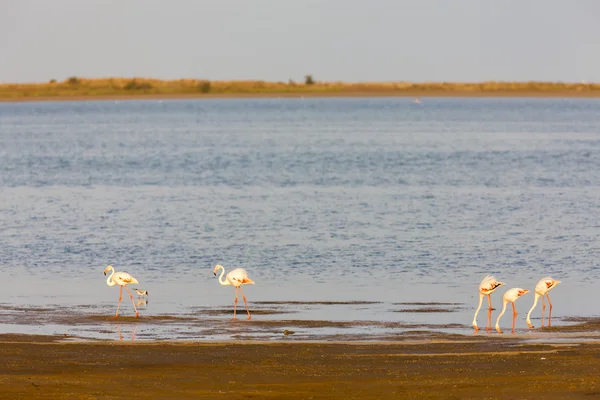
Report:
2,334,600,399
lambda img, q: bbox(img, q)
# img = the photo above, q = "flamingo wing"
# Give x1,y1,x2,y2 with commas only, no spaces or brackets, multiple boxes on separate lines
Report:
536,277,560,294
113,271,139,285
504,287,529,302
479,275,504,294
227,268,255,285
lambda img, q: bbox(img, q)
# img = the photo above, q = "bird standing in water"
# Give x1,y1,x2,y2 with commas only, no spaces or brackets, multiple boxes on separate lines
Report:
495,288,529,333
104,265,140,318
526,277,561,328
133,288,149,297
472,275,505,332
213,264,255,320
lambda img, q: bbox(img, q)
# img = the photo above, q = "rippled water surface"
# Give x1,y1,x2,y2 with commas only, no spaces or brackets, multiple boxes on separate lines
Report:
1,97,600,340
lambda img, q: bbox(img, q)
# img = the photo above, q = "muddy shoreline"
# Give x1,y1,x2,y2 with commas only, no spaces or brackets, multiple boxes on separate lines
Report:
1,334,600,399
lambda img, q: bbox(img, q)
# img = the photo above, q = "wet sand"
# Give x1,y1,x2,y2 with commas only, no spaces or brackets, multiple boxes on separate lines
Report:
2,334,600,399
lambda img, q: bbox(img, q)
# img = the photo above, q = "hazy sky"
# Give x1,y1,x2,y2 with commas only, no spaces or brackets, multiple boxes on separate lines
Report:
1,0,600,83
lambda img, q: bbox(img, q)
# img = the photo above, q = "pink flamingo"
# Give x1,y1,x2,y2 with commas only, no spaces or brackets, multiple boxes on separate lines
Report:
213,264,255,320
472,275,505,332
526,277,561,328
104,265,140,318
495,288,529,333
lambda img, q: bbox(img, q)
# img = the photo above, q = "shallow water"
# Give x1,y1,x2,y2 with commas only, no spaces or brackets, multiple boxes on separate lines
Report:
1,97,600,340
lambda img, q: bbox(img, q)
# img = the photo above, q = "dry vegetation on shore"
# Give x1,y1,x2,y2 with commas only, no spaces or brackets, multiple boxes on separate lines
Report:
1,76,600,100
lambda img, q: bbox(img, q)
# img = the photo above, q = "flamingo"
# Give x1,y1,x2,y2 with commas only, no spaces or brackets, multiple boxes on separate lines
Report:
104,265,140,318
495,288,529,333
472,275,505,331
213,264,255,320
526,277,561,328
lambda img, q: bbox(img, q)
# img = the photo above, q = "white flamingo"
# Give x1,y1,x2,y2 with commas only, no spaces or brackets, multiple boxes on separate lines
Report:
526,277,561,328
213,264,255,320
472,275,505,331
495,288,529,333
104,265,140,318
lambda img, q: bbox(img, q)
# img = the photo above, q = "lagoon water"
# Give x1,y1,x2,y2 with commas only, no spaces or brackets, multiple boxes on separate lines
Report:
1,97,600,340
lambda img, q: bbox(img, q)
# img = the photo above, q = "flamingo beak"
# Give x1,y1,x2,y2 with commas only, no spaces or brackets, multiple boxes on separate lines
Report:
104,271,106,276
213,272,216,276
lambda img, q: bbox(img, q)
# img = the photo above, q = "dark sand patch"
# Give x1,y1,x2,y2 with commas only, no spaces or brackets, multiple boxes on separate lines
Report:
253,301,383,305
537,317,600,333
245,319,467,331
392,307,458,313
190,308,295,316
393,302,464,306
1,336,599,399
86,315,198,323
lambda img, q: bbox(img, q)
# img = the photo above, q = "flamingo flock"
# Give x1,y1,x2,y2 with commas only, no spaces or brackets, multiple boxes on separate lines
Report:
103,264,560,334
472,275,561,334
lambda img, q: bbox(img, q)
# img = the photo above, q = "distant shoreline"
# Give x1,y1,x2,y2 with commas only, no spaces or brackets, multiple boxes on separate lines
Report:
2,90,600,103
1,77,600,102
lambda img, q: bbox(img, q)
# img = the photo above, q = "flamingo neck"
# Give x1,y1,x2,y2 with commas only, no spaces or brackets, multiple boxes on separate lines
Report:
217,267,230,286
106,267,116,287
526,293,540,325
495,299,508,330
472,293,484,327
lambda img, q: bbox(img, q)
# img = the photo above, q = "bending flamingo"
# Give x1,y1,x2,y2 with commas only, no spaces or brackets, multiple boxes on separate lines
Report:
472,275,505,331
104,265,140,318
526,277,561,328
213,264,255,320
495,288,529,333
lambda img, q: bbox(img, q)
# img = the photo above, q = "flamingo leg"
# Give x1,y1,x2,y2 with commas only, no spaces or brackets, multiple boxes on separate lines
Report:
117,325,123,341
486,308,492,333
115,286,123,318
541,295,546,327
487,294,494,311
233,287,239,320
511,310,517,334
239,286,251,320
542,294,546,311
124,286,139,318
547,293,553,326
511,302,518,333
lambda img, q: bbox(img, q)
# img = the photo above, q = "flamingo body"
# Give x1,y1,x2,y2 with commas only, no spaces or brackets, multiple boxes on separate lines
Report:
472,275,505,331
104,265,141,318
495,288,529,333
526,277,561,328
225,268,255,287
111,272,139,286
213,265,255,320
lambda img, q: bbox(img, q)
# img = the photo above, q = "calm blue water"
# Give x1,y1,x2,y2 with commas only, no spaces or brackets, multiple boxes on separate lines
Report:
1,97,600,340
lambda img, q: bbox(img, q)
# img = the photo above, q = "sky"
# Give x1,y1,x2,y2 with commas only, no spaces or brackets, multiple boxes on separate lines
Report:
1,0,600,83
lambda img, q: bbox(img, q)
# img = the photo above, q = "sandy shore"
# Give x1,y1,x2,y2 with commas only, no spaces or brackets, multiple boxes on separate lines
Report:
1,334,600,399
2,90,600,103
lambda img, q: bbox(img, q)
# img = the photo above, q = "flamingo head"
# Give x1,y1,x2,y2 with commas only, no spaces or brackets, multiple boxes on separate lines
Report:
103,265,113,276
213,264,223,276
